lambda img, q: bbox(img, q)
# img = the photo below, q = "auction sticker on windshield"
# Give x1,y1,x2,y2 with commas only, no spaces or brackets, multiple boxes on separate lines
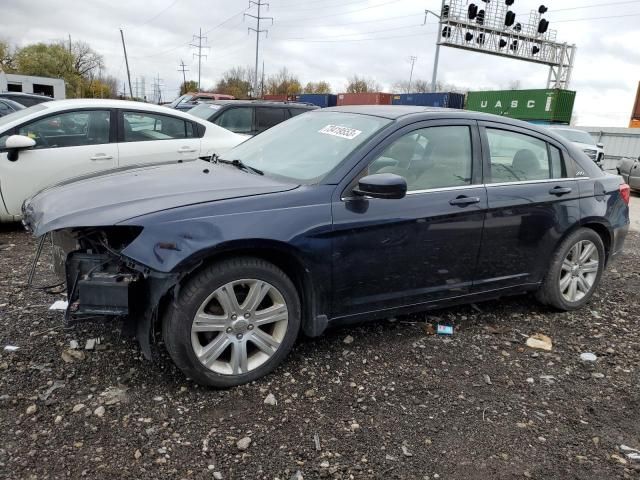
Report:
318,125,362,140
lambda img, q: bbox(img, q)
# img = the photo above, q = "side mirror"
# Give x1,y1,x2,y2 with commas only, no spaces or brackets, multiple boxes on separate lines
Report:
596,142,604,149
6,134,36,162
353,173,407,200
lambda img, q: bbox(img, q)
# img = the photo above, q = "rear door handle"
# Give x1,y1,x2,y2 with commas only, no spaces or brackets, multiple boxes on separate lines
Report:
549,186,572,196
177,147,197,153
90,154,113,161
449,195,481,206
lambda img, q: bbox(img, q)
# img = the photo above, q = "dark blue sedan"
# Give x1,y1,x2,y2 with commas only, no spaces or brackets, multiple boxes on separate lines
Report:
22,106,630,387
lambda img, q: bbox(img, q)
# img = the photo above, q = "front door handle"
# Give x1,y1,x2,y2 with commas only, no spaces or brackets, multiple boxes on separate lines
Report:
549,186,572,196
90,154,113,161
177,147,197,153
449,195,481,206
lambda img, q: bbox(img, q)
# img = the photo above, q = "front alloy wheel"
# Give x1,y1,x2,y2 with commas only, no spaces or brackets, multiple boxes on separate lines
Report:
163,257,301,387
191,279,289,375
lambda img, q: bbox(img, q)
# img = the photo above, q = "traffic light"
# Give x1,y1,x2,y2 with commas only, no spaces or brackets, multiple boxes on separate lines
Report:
442,26,452,38
505,11,516,27
468,4,479,19
538,19,549,34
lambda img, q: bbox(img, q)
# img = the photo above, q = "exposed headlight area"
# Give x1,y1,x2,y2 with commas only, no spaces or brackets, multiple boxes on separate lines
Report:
47,226,144,318
583,149,598,160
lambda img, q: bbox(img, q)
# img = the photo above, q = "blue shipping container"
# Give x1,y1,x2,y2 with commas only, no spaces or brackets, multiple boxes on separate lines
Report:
298,94,338,108
391,92,465,109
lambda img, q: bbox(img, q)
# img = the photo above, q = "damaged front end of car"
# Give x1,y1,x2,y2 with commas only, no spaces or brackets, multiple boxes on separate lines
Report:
33,226,181,359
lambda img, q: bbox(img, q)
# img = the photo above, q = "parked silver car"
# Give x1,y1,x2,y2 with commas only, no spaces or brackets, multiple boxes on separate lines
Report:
618,156,640,191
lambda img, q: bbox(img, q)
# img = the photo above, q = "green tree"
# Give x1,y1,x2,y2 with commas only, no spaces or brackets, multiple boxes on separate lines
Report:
346,75,379,93
214,67,253,98
265,67,301,96
180,80,199,95
0,41,16,72
303,81,331,94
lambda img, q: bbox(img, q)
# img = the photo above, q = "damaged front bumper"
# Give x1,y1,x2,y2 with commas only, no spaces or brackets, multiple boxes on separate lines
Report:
38,227,182,358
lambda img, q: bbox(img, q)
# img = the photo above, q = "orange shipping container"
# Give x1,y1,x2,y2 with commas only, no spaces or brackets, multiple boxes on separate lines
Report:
632,82,640,120
337,92,393,106
630,118,640,128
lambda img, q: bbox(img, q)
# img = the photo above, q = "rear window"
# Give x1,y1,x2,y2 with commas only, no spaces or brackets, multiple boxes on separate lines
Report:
0,103,47,129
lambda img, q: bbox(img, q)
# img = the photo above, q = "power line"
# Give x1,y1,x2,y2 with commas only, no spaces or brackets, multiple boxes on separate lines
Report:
245,0,273,97
273,13,422,29
190,28,210,91
272,23,424,40
138,0,180,27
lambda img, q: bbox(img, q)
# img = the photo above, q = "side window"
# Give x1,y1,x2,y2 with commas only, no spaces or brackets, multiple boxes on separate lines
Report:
367,125,473,191
0,102,12,116
486,129,566,183
0,132,11,149
256,108,286,133
122,112,189,142
18,110,111,149
214,108,253,134
549,145,567,179
289,108,307,117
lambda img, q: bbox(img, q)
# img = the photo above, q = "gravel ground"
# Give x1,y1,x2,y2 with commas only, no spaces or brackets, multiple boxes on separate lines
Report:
1,224,639,480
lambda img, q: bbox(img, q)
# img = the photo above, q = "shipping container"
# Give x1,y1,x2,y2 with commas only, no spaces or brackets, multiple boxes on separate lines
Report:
630,118,640,129
337,92,393,106
465,89,576,124
262,94,299,102
391,92,465,109
631,82,640,120
298,93,337,108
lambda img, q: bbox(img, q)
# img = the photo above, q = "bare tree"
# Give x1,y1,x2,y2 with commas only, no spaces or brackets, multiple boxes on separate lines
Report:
69,40,104,77
346,75,380,93
265,67,301,95
392,79,430,94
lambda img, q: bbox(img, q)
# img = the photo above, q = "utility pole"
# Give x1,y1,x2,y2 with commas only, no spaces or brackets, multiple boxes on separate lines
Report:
424,2,444,92
153,73,163,104
178,59,189,91
68,34,72,53
244,0,273,98
407,56,417,93
261,60,265,98
119,29,134,99
190,29,209,92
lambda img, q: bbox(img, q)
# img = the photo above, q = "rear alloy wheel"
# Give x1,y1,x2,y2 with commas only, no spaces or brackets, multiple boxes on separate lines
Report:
163,258,300,387
537,228,605,310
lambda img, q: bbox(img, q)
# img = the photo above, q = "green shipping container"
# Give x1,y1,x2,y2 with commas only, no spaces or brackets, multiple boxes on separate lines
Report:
465,89,576,124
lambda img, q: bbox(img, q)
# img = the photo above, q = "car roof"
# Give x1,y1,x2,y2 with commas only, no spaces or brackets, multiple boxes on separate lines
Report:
35,99,206,118
206,99,317,108
0,92,53,100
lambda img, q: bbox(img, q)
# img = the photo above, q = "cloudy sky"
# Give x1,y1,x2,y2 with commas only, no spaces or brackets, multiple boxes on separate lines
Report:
3,0,639,126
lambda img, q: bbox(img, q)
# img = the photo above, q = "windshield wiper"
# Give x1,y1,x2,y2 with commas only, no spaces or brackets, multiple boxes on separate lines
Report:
216,157,263,175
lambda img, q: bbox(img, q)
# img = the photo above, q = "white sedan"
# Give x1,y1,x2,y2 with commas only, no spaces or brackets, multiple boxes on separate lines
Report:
0,99,245,221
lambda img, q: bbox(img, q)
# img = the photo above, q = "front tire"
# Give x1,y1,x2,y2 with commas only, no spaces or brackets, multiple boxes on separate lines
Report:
163,257,301,387
536,228,605,311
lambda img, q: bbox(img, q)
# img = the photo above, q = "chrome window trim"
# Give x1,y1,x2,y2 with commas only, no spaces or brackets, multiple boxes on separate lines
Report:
341,177,590,201
486,177,588,187
406,184,479,195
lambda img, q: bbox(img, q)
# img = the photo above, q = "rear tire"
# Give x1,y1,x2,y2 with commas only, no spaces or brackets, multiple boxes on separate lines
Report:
163,257,301,387
536,228,605,311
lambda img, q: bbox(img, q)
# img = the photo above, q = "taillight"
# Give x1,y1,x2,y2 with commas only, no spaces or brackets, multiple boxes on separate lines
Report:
620,183,630,205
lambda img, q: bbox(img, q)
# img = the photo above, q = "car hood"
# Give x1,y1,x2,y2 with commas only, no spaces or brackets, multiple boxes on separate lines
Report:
23,160,299,236
571,141,598,150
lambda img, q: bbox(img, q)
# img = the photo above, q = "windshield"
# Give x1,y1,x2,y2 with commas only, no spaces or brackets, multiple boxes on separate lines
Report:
169,94,193,108
0,103,47,129
552,128,595,145
225,111,391,183
189,103,222,119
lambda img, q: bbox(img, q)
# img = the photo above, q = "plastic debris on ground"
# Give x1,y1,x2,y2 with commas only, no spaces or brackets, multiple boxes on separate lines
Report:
525,333,552,351
49,300,68,311
3,345,19,352
580,352,598,362
436,324,454,336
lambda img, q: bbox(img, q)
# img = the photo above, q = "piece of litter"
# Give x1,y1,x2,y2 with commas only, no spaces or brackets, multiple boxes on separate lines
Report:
3,345,19,352
580,352,597,362
525,333,552,351
85,339,96,351
69,340,79,350
436,324,454,336
49,300,68,311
